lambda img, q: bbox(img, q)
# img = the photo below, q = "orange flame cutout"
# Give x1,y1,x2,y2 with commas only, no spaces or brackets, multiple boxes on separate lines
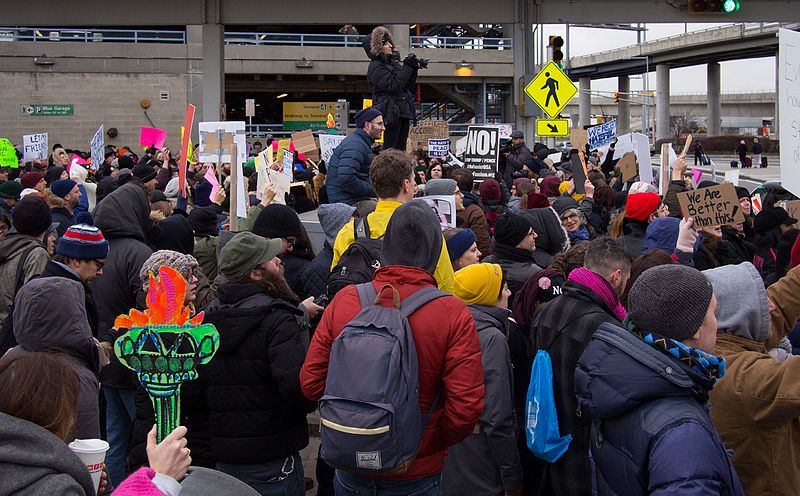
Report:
114,266,204,329
326,113,335,129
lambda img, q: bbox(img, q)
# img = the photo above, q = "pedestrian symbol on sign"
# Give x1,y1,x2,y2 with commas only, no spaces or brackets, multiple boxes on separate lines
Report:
525,61,578,119
541,73,560,108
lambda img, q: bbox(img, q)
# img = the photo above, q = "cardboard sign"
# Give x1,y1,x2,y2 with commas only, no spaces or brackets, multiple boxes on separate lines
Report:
724,170,740,186
570,129,589,152
0,138,19,168
291,129,320,162
319,134,346,164
90,125,104,169
178,104,196,198
659,143,671,197
680,134,693,157
428,139,449,158
588,119,617,150
407,120,449,151
619,152,637,182
571,153,587,194
421,195,456,229
22,133,48,162
678,183,745,228
463,126,500,182
139,127,167,149
264,167,291,205
779,200,800,224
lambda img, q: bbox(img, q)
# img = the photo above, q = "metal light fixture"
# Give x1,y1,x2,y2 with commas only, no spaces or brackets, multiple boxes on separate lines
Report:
295,58,314,68
33,54,55,66
456,61,474,76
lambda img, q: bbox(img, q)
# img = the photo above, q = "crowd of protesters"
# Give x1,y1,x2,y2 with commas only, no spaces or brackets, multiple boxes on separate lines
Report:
2,107,800,496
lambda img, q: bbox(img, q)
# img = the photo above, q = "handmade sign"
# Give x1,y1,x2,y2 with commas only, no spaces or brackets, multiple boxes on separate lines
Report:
0,138,19,168
139,127,167,149
407,120,449,151
680,134,693,157
23,133,48,162
114,266,219,443
779,200,800,223
421,195,456,229
281,148,294,182
588,119,617,150
178,105,196,198
570,152,587,195
724,170,740,186
90,125,104,169
203,165,221,200
264,167,291,205
677,183,745,228
619,152,637,182
691,168,703,187
569,129,588,152
427,139,449,158
319,134,346,164
659,143,671,197
291,129,320,162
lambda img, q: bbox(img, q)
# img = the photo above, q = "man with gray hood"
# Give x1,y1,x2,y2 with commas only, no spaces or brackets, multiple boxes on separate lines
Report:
704,262,800,496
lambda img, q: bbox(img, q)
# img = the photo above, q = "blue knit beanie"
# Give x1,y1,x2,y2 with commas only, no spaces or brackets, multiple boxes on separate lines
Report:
51,179,77,199
355,107,382,128
447,229,477,261
57,224,109,260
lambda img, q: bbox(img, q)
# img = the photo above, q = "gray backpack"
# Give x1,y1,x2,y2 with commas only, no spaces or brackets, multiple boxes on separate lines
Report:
319,283,446,474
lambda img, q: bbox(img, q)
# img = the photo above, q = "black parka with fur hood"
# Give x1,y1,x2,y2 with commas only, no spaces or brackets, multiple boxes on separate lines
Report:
363,26,417,126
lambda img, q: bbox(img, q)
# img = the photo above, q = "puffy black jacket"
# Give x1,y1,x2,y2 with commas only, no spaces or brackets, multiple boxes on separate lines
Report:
325,129,376,206
204,283,316,464
363,29,417,125
281,252,311,301
303,244,333,299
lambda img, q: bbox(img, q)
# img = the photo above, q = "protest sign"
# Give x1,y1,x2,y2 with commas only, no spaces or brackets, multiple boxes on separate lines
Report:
139,127,167,149
779,28,800,197
634,133,653,184
588,119,617,150
23,133,47,162
90,125,104,169
571,152,587,194
547,151,563,165
779,200,800,224
692,168,703,187
282,148,294,182
677,183,745,228
178,104,195,198
319,134,346,164
421,195,457,229
659,143,671,197
203,165,221,201
570,129,588,152
724,170,740,186
612,133,635,159
680,134,693,157
0,138,19,168
198,121,247,219
407,120,449,151
291,129,320,162
455,136,468,157
619,152,637,182
264,168,291,205
463,126,500,182
428,139,449,158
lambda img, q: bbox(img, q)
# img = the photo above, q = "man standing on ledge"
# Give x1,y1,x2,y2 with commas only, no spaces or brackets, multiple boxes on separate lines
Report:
326,107,384,206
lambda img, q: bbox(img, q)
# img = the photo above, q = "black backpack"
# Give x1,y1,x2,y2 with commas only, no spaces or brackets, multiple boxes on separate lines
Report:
0,246,41,355
327,216,383,298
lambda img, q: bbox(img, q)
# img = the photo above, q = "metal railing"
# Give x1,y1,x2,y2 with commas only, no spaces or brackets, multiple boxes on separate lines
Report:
0,27,185,43
411,36,512,49
225,32,364,47
244,122,473,138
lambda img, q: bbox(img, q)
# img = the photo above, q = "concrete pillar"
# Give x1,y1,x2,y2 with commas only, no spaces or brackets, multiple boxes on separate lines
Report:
656,64,670,141
389,25,410,56
579,77,591,128
186,26,203,138
201,23,225,122
618,75,631,135
707,62,721,136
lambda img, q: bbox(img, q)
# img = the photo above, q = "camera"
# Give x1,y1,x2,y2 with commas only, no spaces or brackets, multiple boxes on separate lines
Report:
314,294,330,308
391,50,401,63
417,58,429,69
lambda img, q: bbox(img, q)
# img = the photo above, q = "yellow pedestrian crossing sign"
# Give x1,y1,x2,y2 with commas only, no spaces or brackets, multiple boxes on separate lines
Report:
536,119,570,137
525,61,578,119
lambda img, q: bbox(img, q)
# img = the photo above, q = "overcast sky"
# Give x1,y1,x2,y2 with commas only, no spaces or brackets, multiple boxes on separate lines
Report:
538,22,776,95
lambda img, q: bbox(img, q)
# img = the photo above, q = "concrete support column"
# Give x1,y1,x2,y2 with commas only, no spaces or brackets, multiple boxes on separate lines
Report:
656,64,670,141
707,62,721,136
579,77,591,128
618,75,631,135
186,26,203,137
389,25,410,56
201,23,225,122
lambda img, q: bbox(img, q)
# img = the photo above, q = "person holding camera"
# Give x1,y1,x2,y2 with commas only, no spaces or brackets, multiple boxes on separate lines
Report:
363,26,427,151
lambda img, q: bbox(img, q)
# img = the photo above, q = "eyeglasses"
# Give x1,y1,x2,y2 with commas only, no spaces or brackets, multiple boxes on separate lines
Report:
91,259,105,271
284,237,297,247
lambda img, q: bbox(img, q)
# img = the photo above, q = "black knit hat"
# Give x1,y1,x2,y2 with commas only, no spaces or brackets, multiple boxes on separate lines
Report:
188,207,220,237
11,196,52,237
252,204,303,238
735,186,750,200
494,213,532,248
628,264,713,341
133,163,157,183
754,207,797,235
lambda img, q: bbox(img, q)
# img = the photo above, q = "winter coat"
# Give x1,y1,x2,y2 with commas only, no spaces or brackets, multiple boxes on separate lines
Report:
752,142,764,155
90,183,153,389
325,129,376,206
693,235,744,271
282,252,312,301
0,412,95,496
456,203,493,257
737,143,749,157
96,175,118,204
301,266,485,480
575,323,745,496
710,264,800,496
39,260,100,338
721,226,755,264
330,200,455,293
204,282,315,464
530,281,623,496
303,243,333,299
618,220,647,257
50,206,75,238
443,305,521,495
504,143,533,182
483,244,542,309
9,277,101,441
194,235,218,281
517,207,570,268
364,26,417,126
0,234,49,328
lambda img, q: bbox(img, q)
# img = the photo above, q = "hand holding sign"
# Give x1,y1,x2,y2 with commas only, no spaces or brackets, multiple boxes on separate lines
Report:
677,183,745,229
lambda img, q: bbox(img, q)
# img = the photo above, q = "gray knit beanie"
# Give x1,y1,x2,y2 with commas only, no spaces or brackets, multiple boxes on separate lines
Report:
317,203,356,247
628,264,713,341
424,178,457,197
140,250,200,291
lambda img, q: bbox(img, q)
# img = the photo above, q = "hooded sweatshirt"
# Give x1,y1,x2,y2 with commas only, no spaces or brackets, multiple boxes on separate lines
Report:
705,262,800,496
0,412,95,496
0,233,49,329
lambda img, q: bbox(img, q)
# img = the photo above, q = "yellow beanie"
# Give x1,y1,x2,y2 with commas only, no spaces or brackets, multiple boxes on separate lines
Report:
558,181,571,196
453,263,504,306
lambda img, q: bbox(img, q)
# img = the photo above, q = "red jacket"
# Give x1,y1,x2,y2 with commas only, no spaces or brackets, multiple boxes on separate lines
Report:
301,265,485,479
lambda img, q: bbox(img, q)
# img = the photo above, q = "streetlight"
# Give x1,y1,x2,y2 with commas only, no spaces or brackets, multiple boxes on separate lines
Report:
623,55,650,138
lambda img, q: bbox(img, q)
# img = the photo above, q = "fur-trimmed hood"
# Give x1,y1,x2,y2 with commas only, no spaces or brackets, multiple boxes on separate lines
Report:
364,25,393,59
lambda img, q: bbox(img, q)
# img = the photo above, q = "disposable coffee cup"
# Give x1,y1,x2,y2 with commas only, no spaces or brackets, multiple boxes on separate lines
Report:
68,438,109,494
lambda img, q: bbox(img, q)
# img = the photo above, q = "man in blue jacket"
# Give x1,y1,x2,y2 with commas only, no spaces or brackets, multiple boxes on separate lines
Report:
325,107,383,206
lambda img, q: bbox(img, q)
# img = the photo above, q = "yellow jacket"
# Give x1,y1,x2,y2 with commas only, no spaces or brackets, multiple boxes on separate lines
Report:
331,200,455,293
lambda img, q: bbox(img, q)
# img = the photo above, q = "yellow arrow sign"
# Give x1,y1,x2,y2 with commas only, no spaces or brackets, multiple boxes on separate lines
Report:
536,119,570,137
525,61,578,119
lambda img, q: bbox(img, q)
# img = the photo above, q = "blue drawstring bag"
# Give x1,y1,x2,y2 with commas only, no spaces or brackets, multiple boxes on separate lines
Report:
525,349,572,462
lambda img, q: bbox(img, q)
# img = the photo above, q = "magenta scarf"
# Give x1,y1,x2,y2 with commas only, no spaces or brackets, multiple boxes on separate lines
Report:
568,267,627,321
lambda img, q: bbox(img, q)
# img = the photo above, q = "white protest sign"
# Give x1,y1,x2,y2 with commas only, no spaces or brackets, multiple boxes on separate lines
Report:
634,132,653,184
265,168,291,205
780,28,800,197
547,151,563,165
588,119,617,150
282,148,294,182
463,126,500,182
198,121,247,218
612,133,636,159
90,126,104,169
428,139,449,158
23,133,48,162
724,169,740,186
455,136,468,157
319,134,346,164
421,195,456,230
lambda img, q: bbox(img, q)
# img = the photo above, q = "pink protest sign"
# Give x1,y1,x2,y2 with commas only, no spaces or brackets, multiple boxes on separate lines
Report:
139,127,167,149
691,168,702,187
203,165,221,200
69,154,89,172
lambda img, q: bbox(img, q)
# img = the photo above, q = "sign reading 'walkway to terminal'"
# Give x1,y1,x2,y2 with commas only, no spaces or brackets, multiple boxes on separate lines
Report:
525,62,578,119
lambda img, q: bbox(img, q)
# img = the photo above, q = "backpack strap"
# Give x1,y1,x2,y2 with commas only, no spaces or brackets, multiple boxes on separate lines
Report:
399,286,449,319
13,246,39,295
354,216,372,241
355,282,378,308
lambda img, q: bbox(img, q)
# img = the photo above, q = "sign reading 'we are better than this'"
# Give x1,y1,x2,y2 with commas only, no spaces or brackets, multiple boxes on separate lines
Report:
677,183,745,228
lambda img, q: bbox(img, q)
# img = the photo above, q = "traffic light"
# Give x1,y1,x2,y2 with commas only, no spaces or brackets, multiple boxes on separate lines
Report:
548,36,564,63
688,0,740,13
613,91,620,103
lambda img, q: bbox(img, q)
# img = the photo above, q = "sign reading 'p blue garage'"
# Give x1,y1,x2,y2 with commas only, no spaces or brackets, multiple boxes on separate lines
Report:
463,126,500,182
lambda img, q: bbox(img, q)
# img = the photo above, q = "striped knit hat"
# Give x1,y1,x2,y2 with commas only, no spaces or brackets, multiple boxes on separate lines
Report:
56,224,109,260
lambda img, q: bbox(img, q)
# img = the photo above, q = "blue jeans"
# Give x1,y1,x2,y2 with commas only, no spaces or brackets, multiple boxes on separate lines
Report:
103,387,135,487
217,452,304,496
334,471,442,496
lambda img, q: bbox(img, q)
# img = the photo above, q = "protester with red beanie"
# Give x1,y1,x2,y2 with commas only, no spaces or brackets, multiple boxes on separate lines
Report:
618,192,662,256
